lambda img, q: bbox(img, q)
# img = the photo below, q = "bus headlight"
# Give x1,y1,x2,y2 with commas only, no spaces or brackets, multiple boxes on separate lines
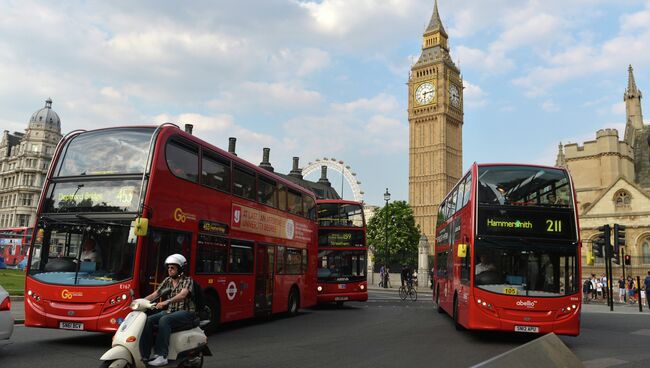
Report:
360,284,365,290
317,286,323,292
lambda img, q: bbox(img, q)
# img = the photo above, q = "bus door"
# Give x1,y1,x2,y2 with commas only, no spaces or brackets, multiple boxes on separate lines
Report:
139,228,192,297
254,244,274,316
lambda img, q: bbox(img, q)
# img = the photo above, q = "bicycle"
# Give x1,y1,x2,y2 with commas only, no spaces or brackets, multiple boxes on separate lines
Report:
399,280,418,301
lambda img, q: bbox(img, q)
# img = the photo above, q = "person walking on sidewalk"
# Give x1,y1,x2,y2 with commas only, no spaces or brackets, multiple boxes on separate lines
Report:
643,271,650,305
583,278,593,303
618,276,626,303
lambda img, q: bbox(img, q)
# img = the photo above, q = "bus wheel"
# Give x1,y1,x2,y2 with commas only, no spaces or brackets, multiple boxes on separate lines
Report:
435,285,444,314
204,293,220,335
287,288,300,316
452,294,464,331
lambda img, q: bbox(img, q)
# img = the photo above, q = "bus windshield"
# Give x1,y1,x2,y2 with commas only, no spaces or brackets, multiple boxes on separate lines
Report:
56,128,154,177
318,203,364,227
477,166,573,208
474,239,578,297
28,221,136,285
317,250,366,282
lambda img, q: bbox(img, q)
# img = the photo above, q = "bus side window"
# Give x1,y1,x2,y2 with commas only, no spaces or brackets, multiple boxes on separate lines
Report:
287,190,303,216
166,138,199,183
229,240,253,274
233,165,256,201
201,151,231,193
277,184,287,211
276,246,286,274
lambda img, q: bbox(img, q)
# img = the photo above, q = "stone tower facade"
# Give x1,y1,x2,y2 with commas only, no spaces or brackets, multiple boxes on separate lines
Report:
557,66,650,278
408,0,463,245
0,99,62,228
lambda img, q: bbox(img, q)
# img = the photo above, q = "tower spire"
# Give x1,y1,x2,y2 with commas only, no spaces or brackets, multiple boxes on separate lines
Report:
627,64,640,96
555,142,566,168
425,0,447,37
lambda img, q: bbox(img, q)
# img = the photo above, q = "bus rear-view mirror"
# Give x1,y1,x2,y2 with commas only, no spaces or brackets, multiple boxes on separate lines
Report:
132,218,149,237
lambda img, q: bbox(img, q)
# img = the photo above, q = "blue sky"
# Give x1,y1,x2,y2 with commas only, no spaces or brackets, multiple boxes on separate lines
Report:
2,0,650,206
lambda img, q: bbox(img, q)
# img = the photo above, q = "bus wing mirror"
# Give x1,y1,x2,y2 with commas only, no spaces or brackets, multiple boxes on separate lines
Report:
132,218,149,237
457,243,467,258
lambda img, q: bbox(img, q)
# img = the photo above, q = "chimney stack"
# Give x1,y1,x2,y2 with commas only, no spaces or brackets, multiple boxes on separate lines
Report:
289,157,303,179
259,147,274,172
184,124,193,134
228,137,237,156
318,165,331,186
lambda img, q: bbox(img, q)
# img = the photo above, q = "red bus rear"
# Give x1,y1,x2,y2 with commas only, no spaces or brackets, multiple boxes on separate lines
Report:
433,163,581,336
25,124,318,332
0,227,32,266
316,200,368,305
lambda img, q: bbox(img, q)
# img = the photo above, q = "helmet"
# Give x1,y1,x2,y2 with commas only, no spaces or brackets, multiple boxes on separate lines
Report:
165,254,187,270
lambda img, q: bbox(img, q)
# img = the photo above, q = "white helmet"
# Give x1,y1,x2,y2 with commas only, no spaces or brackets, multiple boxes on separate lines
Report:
165,254,187,270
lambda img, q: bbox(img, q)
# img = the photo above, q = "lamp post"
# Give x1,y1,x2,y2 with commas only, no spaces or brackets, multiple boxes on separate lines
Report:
383,188,391,288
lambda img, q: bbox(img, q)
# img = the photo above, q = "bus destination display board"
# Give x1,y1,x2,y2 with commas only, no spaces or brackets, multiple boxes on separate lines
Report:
477,207,576,240
318,229,364,247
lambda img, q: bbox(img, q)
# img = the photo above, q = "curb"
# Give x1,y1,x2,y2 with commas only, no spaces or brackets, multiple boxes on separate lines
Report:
9,296,24,302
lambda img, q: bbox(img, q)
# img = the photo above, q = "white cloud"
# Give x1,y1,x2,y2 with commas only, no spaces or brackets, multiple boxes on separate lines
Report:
208,82,323,113
462,81,487,108
541,100,559,112
331,94,399,114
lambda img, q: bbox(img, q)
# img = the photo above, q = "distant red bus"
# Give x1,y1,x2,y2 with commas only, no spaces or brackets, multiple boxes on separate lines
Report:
316,200,368,305
433,163,581,336
25,124,318,332
0,227,32,266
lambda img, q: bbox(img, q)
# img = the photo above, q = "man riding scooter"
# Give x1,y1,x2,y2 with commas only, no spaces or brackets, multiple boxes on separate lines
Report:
140,254,196,367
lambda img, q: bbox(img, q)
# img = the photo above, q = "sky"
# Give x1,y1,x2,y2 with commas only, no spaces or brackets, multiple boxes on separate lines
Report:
2,0,650,206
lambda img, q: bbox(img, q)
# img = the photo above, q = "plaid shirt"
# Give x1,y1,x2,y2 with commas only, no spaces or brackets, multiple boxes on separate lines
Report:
157,275,195,313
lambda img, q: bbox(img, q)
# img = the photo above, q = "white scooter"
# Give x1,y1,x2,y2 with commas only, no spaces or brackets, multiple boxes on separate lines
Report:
100,296,211,368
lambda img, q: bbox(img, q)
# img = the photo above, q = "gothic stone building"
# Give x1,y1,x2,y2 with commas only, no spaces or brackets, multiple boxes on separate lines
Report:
0,99,62,228
408,0,463,250
557,66,650,279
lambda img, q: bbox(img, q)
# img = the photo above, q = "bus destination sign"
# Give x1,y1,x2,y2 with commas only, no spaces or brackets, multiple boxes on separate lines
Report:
318,229,364,247
199,220,228,235
477,208,575,240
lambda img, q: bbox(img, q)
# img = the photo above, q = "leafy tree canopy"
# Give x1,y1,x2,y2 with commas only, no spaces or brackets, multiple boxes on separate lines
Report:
367,200,421,268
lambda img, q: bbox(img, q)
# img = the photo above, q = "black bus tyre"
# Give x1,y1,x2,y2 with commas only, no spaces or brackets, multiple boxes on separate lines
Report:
453,294,464,331
204,293,220,335
287,288,299,316
99,360,132,368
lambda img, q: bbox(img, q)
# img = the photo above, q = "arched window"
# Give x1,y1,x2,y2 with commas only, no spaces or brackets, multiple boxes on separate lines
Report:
642,239,650,265
614,190,631,209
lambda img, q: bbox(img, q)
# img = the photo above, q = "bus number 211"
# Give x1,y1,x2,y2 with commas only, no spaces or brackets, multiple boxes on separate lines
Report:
546,220,562,232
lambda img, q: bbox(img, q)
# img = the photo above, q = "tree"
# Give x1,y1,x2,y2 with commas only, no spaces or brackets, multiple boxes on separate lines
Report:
367,200,421,268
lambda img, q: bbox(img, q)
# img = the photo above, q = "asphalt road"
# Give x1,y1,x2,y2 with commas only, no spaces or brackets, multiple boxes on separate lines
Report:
2,289,650,367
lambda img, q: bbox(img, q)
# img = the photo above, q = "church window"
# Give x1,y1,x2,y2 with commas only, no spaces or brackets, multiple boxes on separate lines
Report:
614,190,631,208
643,239,650,265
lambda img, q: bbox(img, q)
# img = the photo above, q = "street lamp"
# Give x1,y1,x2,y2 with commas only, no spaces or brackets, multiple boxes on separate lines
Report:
383,188,390,288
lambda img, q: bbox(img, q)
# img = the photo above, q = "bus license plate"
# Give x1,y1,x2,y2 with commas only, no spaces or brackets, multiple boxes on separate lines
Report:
514,326,539,333
334,296,349,301
338,284,347,289
59,322,84,330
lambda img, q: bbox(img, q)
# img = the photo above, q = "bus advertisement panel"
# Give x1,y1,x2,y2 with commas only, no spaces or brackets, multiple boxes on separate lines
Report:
25,125,318,333
433,163,581,336
316,200,368,305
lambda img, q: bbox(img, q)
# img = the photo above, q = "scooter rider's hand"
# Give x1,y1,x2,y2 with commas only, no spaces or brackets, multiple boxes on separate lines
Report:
154,300,169,310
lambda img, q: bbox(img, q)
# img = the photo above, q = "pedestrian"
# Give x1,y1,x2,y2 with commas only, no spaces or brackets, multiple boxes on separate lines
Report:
601,274,608,301
379,265,385,287
628,277,635,304
583,278,593,303
591,274,598,300
618,276,626,303
644,271,650,307
386,266,392,288
596,280,603,300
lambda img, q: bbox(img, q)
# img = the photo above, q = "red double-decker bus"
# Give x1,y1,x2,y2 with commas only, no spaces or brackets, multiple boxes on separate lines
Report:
316,200,368,305
24,124,318,333
433,163,581,336
0,227,32,266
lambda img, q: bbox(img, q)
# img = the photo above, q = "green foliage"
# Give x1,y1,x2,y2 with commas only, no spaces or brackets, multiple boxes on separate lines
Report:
0,269,25,295
367,200,421,267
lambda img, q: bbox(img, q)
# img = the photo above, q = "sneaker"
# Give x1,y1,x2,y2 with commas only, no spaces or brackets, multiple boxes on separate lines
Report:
146,354,160,362
148,355,168,366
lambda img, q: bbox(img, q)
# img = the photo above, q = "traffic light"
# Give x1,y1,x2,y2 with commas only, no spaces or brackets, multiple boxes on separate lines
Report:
613,224,626,265
593,225,610,258
625,254,631,266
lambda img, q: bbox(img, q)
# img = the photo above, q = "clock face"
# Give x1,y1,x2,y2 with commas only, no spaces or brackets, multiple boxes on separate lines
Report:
449,84,461,107
415,82,435,105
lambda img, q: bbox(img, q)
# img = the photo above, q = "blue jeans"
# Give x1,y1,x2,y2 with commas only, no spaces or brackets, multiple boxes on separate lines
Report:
139,310,195,359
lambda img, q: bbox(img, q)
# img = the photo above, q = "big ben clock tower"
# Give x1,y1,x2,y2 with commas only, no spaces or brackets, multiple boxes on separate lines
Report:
408,0,463,245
